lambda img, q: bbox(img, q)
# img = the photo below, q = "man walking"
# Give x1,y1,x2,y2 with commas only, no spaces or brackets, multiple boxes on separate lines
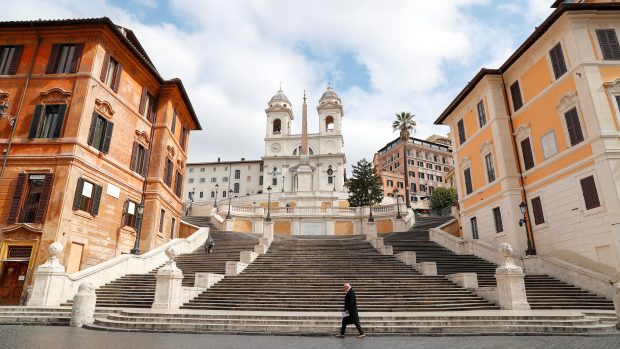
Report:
336,283,365,338
205,236,215,254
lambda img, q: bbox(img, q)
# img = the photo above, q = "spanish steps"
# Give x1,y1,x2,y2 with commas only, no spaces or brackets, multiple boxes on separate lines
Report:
383,216,615,310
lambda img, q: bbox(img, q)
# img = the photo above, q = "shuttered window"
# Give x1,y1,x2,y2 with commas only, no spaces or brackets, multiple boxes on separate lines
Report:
564,107,584,146
122,200,138,228
470,217,479,239
174,171,183,197
170,218,176,239
46,43,83,74
7,173,53,224
464,168,473,195
130,142,149,177
171,110,177,134
596,29,620,60
100,53,123,92
72,178,102,215
520,138,535,171
510,81,523,111
485,153,496,182
492,207,503,233
580,175,600,210
159,209,165,233
87,112,114,153
139,88,157,122
0,45,23,75
476,100,486,128
457,119,466,145
180,125,188,151
549,43,568,79
531,197,545,225
28,104,67,139
164,159,173,188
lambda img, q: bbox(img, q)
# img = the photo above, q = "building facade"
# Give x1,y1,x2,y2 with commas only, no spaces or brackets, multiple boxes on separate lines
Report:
374,136,453,205
436,1,620,274
0,18,200,305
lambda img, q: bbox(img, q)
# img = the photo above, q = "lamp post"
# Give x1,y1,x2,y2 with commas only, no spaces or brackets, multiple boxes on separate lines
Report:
281,175,285,192
130,202,145,255
214,183,219,208
394,188,402,219
367,188,374,223
327,167,335,191
518,201,536,255
226,189,233,219
266,186,272,222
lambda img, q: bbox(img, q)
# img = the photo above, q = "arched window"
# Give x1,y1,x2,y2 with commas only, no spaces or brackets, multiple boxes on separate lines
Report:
273,119,281,134
210,191,215,198
292,146,314,155
326,116,334,131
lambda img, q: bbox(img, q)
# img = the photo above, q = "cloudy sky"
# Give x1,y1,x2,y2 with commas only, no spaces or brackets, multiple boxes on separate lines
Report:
1,0,553,167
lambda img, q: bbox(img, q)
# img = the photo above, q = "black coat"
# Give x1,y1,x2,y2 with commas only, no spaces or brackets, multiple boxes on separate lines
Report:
344,289,359,321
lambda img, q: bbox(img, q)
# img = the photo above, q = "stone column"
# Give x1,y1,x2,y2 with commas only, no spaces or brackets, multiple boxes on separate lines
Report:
152,246,184,311
28,242,68,306
495,243,530,310
70,282,96,327
263,220,274,242
364,221,377,240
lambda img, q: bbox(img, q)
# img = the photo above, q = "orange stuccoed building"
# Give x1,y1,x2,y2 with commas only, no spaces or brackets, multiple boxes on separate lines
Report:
0,18,201,304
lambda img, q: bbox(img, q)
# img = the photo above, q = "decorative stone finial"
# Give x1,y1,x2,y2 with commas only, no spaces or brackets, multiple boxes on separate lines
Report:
77,282,95,295
49,241,63,258
165,246,179,261
499,243,522,272
36,241,66,272
499,243,513,258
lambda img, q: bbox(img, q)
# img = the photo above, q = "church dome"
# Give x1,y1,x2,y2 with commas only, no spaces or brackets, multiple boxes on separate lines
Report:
269,88,291,108
319,84,341,104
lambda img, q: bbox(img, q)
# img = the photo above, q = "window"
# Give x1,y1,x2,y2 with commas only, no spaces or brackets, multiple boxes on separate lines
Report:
171,110,177,134
7,173,53,224
211,177,217,183
272,177,277,186
477,100,486,128
397,182,404,189
210,191,215,198
188,178,194,183
510,81,523,111
100,53,122,92
419,173,425,179
387,180,393,187
174,171,183,197
0,45,23,75
200,167,205,172
409,171,415,177
428,174,434,181
87,112,114,153
457,119,466,145
199,191,203,198
471,217,479,239
189,168,194,173
233,183,240,194
596,29,620,60
180,126,188,151
437,176,442,183
435,165,441,170
170,218,176,239
429,186,434,194
139,89,157,123
464,168,473,195
200,178,205,183
580,175,600,210
426,163,432,169
28,104,67,139
46,44,83,74
222,177,228,182
325,116,334,131
492,207,503,233
520,138,535,171
222,190,226,198
259,176,263,185
394,162,400,168
122,200,138,228
549,43,567,79
328,176,333,184
130,142,148,177
485,153,496,182
159,209,165,233
234,169,241,180
444,167,450,172
419,184,426,192
418,161,424,167
564,107,584,146
411,183,416,192
433,155,438,162
163,158,173,187
273,118,281,134
72,178,102,215
531,197,545,225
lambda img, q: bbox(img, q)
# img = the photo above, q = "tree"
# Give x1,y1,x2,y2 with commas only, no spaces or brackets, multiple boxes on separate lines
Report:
392,112,416,208
429,187,457,211
348,159,383,207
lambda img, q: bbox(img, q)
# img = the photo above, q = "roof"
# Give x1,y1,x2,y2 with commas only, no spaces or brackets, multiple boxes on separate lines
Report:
187,159,263,166
434,3,620,125
0,17,201,130
376,136,453,155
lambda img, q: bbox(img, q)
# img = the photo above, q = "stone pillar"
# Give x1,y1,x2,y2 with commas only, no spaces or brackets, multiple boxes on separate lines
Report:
70,282,96,327
194,273,224,289
447,273,479,289
416,262,437,276
152,246,184,311
613,280,620,324
225,261,248,276
263,220,274,242
254,244,268,255
28,242,68,306
240,251,258,264
495,243,530,310
396,251,417,266
365,221,377,240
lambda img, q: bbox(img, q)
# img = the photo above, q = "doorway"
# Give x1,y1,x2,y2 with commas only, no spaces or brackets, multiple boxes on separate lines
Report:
0,246,32,305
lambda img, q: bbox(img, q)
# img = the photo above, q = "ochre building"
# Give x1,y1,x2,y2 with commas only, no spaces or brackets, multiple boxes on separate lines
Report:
436,1,620,275
0,18,201,304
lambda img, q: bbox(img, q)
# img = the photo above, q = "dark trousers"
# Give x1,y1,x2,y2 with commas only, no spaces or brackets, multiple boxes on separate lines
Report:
205,246,213,254
340,316,364,335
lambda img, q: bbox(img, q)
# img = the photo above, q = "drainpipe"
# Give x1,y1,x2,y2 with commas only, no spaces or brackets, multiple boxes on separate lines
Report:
0,24,41,182
500,76,537,255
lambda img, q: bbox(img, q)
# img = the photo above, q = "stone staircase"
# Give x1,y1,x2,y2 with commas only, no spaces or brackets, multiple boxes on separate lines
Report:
383,217,615,310
62,229,258,308
181,216,213,228
181,235,497,312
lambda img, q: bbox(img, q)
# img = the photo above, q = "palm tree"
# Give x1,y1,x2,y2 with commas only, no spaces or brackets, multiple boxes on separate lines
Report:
392,112,416,208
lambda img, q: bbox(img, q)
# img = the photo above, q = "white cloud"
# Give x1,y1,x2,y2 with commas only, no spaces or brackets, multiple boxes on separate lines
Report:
0,0,545,170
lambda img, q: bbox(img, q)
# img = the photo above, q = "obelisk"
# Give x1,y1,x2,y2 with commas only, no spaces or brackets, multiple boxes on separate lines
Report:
297,90,313,192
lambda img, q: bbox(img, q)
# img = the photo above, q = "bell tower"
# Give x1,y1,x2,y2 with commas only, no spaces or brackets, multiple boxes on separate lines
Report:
317,84,343,136
265,88,293,139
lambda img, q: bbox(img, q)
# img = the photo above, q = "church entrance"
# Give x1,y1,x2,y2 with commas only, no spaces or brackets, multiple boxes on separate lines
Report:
0,246,32,305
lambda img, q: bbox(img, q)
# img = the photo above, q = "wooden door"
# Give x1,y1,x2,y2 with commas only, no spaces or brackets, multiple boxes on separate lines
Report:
66,243,84,274
0,261,29,305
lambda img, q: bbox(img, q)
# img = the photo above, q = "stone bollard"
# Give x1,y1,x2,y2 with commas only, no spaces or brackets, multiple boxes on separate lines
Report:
396,251,417,266
259,238,271,247
416,262,437,276
28,242,68,306
240,251,258,264
263,221,274,242
225,261,248,276
152,246,184,310
381,245,393,256
613,280,620,325
365,222,377,241
194,273,225,289
447,273,479,289
495,243,530,310
70,282,96,327
254,244,268,255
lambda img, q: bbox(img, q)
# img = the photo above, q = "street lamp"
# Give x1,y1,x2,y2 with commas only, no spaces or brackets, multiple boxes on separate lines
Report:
214,183,219,208
281,175,285,192
130,202,145,255
266,186,272,222
367,188,374,223
226,189,233,219
394,188,402,219
327,167,335,191
518,201,536,255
